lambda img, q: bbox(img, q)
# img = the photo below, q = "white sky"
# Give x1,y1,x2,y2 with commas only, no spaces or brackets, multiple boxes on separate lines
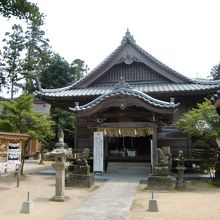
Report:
1,0,220,81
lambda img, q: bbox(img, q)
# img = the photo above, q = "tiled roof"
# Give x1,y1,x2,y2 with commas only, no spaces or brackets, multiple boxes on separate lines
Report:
38,31,220,98
72,30,193,87
69,84,179,112
39,30,193,94
39,82,220,98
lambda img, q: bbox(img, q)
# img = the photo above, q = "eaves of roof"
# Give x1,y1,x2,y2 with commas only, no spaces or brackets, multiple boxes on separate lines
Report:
69,87,179,112
38,82,220,98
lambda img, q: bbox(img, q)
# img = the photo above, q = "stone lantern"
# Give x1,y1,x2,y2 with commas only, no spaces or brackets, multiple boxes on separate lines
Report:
50,129,69,202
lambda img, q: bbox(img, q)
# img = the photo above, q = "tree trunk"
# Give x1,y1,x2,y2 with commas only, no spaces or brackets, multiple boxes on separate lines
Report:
20,139,29,175
39,145,44,165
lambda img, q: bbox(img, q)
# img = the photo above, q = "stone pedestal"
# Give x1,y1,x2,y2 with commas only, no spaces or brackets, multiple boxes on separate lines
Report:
65,164,95,188
65,173,95,188
153,166,169,176
147,175,174,190
176,166,186,190
21,201,31,214
148,199,158,212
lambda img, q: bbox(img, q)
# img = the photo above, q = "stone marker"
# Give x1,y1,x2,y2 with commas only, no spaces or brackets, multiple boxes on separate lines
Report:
148,191,158,212
21,192,31,214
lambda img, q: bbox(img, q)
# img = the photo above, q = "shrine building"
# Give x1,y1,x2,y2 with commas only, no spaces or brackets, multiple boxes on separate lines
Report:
38,30,220,163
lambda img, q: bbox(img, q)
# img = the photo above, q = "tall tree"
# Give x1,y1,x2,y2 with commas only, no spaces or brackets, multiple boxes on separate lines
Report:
70,58,88,82
22,15,51,93
39,54,87,148
209,63,220,80
0,93,54,173
40,54,87,89
0,50,6,93
1,24,25,98
40,54,72,89
0,0,41,22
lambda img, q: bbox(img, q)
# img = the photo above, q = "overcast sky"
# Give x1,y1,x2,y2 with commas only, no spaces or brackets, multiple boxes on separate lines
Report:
1,0,220,81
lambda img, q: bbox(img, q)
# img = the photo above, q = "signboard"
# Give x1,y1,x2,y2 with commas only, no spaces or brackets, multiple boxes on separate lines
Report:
93,132,104,173
0,142,21,173
7,143,21,172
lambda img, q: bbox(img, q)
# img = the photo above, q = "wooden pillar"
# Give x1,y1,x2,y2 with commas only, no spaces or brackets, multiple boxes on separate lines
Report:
151,112,157,164
74,113,78,149
152,125,157,164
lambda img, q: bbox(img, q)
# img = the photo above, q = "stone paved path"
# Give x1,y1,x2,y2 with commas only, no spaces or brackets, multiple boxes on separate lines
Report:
61,169,146,220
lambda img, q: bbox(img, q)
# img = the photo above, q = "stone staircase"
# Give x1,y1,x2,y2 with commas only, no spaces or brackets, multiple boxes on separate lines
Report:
107,162,152,175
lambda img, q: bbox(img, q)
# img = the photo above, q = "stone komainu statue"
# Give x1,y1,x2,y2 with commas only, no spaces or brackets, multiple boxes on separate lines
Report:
154,148,172,175
75,148,90,167
65,148,94,187
67,148,90,175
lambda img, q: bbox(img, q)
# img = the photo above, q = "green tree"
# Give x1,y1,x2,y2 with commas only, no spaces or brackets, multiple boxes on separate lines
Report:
0,50,6,93
39,55,87,148
71,58,88,82
52,107,75,147
40,54,87,89
176,100,220,178
0,93,54,173
22,16,51,93
209,63,220,80
0,0,41,22
40,54,73,89
176,100,220,138
1,24,25,98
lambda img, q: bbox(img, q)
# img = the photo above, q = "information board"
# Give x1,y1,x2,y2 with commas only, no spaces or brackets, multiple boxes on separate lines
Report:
7,143,21,172
93,132,104,173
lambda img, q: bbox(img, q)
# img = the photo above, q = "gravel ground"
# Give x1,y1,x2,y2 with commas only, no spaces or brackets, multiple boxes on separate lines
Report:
128,180,220,220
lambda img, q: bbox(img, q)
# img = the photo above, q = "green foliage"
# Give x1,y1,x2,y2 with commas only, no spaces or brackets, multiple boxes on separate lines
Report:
176,100,220,177
52,107,75,145
22,17,51,93
40,54,73,89
209,63,220,80
0,50,6,92
0,0,42,22
1,24,25,98
71,58,88,82
40,54,87,89
176,100,220,138
0,93,54,141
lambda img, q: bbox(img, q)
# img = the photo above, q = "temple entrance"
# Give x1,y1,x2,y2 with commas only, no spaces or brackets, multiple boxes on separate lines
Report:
107,136,151,162
97,125,154,163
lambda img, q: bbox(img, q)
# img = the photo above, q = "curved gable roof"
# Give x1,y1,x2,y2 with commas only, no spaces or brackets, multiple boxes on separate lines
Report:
71,30,192,88
69,79,179,114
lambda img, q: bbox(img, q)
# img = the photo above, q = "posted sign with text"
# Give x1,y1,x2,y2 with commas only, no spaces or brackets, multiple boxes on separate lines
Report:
93,132,104,173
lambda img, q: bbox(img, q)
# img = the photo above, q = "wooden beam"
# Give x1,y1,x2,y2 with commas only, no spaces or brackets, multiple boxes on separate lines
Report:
100,122,156,128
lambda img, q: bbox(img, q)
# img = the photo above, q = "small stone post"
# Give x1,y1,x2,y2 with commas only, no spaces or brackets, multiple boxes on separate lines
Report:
148,191,158,212
21,192,31,213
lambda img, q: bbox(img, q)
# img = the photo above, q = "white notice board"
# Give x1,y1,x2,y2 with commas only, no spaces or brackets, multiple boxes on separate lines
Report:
93,132,104,173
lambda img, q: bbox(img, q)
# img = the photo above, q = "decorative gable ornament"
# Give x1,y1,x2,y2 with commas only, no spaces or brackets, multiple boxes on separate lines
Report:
113,76,133,90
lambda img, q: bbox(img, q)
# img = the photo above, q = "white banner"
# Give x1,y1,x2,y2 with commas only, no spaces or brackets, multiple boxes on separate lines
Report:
93,132,104,173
